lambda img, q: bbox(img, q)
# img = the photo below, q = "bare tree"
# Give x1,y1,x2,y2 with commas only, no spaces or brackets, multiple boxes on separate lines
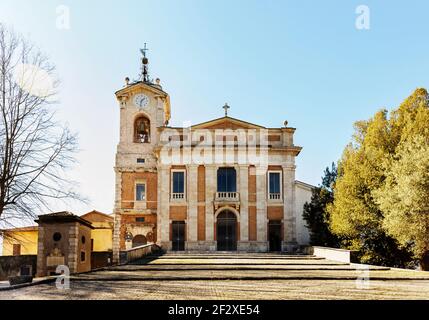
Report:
0,24,83,231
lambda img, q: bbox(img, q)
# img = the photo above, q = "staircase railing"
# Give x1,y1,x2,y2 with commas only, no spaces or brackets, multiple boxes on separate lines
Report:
120,243,160,264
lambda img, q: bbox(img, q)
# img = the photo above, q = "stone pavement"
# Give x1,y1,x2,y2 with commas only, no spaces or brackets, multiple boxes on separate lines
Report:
1,253,429,300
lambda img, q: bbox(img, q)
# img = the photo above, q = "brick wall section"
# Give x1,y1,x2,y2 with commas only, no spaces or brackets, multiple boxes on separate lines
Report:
248,166,256,202
198,206,206,241
267,206,284,220
197,165,206,240
248,206,257,241
121,172,157,209
169,206,187,220
198,165,205,202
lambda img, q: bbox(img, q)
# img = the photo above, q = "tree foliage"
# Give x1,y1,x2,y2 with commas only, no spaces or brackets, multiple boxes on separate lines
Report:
329,88,429,268
303,163,340,247
373,135,429,268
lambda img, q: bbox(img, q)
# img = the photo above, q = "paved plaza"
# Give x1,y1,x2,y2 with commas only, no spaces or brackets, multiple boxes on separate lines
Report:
1,253,429,300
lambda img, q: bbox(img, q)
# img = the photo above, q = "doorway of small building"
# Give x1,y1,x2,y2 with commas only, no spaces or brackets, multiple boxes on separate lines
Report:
132,234,147,248
172,221,185,251
268,220,282,252
216,211,237,251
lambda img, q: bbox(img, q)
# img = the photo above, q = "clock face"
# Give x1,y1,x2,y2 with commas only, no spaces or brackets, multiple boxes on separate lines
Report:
133,94,150,108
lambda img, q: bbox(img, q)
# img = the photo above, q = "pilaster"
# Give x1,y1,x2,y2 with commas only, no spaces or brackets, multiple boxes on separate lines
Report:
282,164,297,252
256,166,267,243
187,165,198,242
205,165,216,243
239,165,249,241
157,164,171,248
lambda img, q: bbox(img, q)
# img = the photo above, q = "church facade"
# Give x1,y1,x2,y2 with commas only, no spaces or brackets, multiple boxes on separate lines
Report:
112,52,313,263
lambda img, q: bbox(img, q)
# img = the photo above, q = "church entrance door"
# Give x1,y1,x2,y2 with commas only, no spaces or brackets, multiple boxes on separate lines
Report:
268,220,282,252
172,221,185,251
217,211,237,251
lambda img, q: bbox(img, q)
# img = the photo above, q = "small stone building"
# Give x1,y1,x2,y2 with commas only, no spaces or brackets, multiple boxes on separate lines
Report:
35,212,93,277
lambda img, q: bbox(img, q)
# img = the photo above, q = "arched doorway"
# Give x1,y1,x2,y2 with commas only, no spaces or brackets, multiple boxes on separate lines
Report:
132,235,147,248
216,211,237,251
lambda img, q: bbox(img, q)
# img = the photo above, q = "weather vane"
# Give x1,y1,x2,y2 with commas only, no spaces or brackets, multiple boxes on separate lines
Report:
140,43,149,82
223,103,230,117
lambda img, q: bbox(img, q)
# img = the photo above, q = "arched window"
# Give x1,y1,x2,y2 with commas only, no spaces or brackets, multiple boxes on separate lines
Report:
134,116,151,143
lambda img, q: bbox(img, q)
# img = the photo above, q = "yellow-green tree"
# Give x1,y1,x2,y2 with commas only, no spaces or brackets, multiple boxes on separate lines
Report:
374,135,429,269
329,88,429,268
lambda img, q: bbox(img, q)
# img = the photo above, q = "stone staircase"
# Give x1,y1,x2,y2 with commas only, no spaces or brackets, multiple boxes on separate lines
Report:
72,252,429,282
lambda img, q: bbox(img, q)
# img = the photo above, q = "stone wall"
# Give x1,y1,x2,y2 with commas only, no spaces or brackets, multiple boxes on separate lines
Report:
0,255,37,281
91,251,113,269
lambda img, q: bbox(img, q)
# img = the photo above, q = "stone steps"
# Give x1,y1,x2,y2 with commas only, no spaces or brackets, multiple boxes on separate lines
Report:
73,253,429,284
148,255,322,260
73,269,429,281
108,265,390,271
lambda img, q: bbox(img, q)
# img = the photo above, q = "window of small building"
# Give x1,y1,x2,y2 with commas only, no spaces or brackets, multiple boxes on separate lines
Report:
136,217,145,223
80,251,86,262
81,236,86,244
137,158,145,164
53,232,62,242
13,244,21,256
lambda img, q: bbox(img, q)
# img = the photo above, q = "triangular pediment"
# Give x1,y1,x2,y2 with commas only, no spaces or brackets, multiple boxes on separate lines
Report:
191,116,266,130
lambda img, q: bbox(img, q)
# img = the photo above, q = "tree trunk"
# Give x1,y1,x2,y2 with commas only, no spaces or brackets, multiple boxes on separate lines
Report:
420,252,429,271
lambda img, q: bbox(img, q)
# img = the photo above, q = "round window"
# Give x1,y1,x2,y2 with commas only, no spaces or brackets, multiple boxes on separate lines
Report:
81,236,86,244
53,232,62,242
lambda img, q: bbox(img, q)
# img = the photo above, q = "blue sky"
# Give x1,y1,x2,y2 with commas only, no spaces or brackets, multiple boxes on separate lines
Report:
0,0,428,215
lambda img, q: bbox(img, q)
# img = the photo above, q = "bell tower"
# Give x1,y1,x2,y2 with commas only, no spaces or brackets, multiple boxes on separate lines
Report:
112,46,171,263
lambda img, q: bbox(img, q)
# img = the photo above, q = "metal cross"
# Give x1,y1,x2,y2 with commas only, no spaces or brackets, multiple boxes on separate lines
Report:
140,43,149,58
223,103,230,117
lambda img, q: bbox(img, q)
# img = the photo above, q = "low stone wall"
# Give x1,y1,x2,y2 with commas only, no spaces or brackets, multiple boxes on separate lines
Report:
120,243,160,264
0,255,37,281
310,246,357,263
91,251,113,270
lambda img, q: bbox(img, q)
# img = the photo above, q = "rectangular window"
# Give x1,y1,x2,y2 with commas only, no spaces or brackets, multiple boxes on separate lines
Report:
136,217,145,223
13,244,21,256
172,171,185,194
136,183,146,201
217,168,237,192
268,172,281,200
137,158,145,164
80,251,86,262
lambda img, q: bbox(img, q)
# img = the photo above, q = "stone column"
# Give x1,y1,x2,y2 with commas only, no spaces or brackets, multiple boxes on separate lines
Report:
112,168,122,264
112,212,122,264
67,223,79,273
205,165,216,249
36,225,45,277
282,164,297,252
238,165,249,250
256,166,268,251
187,165,198,247
158,165,171,249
